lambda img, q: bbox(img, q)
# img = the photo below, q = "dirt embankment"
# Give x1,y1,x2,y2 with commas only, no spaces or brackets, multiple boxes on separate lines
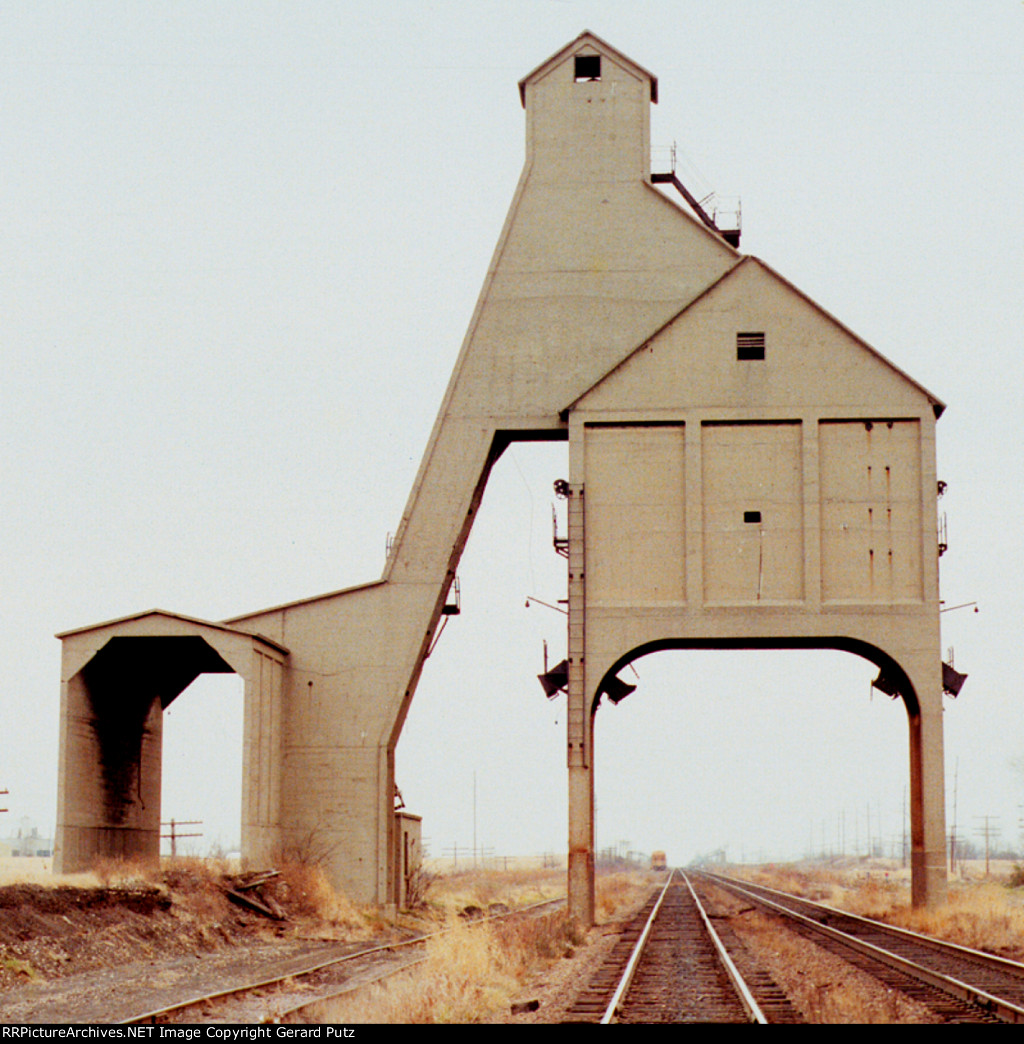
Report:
0,862,370,995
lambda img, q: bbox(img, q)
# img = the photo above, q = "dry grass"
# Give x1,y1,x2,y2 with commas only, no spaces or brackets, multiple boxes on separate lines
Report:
595,870,657,923
413,865,564,922
94,855,170,888
306,866,655,1023
272,860,372,936
0,856,99,888
409,864,653,928
875,883,1024,959
730,860,1024,962
311,907,582,1024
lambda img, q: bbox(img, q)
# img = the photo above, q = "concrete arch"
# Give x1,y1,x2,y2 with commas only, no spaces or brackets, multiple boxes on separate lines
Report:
591,637,920,719
569,636,941,921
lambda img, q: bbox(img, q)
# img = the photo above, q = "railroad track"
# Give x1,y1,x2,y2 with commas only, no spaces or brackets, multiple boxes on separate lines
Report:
698,871,1024,1024
564,870,797,1023
118,898,564,1025
31,870,1019,1025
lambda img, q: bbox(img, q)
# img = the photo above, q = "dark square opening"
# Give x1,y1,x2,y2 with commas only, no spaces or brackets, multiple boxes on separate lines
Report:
737,331,766,360
574,55,601,82
743,511,762,524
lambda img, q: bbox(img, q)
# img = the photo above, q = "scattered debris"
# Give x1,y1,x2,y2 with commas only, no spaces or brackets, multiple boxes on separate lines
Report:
223,870,287,921
232,870,281,892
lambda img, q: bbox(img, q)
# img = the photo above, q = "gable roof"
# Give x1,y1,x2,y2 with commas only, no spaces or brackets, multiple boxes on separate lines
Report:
518,30,658,107
564,255,946,418
56,608,290,656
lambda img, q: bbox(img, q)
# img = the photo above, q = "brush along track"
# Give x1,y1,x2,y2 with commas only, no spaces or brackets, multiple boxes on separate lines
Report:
699,872,1024,1023
564,871,797,1024
110,899,564,1025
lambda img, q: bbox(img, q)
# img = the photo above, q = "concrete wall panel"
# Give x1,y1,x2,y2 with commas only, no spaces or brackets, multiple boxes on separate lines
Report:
585,424,685,605
820,419,924,603
702,422,804,604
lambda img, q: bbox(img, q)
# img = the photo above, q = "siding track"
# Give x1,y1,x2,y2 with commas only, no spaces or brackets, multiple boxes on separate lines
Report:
113,899,564,1025
699,871,1024,1023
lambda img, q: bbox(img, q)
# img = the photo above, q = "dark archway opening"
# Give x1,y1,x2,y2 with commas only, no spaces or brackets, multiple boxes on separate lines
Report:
81,635,244,860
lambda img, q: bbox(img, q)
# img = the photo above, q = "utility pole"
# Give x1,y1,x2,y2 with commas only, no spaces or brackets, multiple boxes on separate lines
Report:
975,816,999,878
161,819,203,857
902,786,908,869
443,843,463,870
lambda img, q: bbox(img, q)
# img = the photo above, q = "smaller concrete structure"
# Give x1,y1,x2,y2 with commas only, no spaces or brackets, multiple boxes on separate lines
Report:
54,610,288,872
394,811,423,910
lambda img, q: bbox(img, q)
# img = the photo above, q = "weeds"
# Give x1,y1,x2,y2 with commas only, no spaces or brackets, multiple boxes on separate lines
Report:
92,857,161,889
403,868,435,910
310,907,582,1024
305,866,654,1023
420,866,564,921
734,860,1024,962
595,871,654,923
273,861,372,936
893,883,1024,957
271,818,339,869
2,957,42,983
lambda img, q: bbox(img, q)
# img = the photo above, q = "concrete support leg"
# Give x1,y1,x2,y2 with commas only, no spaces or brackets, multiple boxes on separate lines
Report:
909,704,948,908
381,744,398,918
567,760,595,927
55,670,163,873
280,743,394,905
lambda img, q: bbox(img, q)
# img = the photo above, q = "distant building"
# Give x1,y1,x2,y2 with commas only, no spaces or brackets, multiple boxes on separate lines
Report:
4,817,53,858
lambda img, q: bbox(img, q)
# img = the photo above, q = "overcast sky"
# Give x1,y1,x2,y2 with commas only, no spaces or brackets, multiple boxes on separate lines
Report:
2,2,1022,872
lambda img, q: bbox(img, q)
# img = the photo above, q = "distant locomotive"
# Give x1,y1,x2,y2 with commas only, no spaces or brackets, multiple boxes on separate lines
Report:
650,850,667,871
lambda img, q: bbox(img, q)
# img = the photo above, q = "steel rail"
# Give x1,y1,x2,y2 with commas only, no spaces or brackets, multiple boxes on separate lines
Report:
121,933,430,1025
599,870,766,1024
709,871,1024,978
701,872,1024,1024
598,870,674,1024
681,872,767,1024
120,896,564,1025
276,896,573,1023
274,954,430,1024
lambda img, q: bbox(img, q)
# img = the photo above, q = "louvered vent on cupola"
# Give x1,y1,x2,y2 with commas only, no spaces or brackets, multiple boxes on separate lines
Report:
736,331,766,360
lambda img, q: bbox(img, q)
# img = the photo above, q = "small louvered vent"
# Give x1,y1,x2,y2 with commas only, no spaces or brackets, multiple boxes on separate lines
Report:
737,331,765,360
